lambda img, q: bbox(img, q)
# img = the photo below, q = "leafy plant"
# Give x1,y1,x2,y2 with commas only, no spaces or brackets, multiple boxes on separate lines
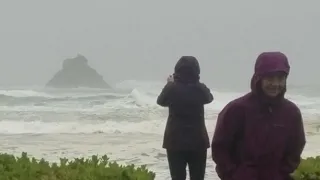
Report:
292,156,320,180
1,152,318,180
0,152,156,180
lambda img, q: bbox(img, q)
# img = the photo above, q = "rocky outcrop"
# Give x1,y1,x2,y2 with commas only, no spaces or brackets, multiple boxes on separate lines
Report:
46,54,110,89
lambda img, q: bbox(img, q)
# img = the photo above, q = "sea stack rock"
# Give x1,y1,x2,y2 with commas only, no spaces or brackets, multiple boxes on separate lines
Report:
46,54,110,88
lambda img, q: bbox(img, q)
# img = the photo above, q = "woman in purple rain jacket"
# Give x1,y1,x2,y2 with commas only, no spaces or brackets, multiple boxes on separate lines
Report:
211,52,306,180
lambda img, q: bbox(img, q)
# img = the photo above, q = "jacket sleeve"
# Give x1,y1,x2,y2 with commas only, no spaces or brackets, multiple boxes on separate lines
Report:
211,101,243,179
281,108,306,174
156,82,173,107
198,83,214,104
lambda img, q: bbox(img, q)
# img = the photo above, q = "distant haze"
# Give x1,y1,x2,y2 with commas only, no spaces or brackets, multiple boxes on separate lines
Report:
0,0,319,90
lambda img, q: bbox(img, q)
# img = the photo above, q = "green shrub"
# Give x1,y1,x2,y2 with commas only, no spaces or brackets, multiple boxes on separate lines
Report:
0,152,156,180
292,156,320,180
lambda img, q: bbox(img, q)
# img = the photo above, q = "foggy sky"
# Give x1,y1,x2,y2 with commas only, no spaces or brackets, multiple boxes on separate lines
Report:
0,0,319,90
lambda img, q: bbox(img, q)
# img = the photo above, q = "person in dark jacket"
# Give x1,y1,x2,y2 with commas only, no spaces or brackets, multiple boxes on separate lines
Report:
211,52,306,180
157,56,214,180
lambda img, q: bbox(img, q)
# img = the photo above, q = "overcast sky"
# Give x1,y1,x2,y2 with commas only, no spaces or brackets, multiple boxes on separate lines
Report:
0,0,319,90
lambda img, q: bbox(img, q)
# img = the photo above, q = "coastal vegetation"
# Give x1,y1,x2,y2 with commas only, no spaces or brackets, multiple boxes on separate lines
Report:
0,152,318,179
0,152,155,180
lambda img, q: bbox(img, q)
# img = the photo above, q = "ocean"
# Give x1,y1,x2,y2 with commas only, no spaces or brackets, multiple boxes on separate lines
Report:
0,80,319,180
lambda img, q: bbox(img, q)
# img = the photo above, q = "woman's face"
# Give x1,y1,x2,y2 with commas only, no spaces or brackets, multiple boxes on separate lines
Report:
261,72,287,97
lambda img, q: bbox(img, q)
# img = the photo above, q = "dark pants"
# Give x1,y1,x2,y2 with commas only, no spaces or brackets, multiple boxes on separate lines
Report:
166,149,207,180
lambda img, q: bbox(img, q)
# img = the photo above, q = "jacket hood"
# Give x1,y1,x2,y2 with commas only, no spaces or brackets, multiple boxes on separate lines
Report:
174,56,200,83
250,52,290,103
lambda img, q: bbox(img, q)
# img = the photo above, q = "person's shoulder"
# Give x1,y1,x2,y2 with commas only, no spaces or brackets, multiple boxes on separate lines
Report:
192,82,210,90
283,98,301,115
158,82,176,95
163,82,175,89
197,82,209,87
220,93,249,113
171,81,204,89
282,99,304,127
230,93,251,105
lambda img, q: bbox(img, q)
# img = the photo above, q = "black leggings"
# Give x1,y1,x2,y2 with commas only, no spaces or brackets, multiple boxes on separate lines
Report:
166,149,207,180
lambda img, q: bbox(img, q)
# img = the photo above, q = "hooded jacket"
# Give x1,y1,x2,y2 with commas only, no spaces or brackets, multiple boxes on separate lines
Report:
211,52,306,180
157,56,214,150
